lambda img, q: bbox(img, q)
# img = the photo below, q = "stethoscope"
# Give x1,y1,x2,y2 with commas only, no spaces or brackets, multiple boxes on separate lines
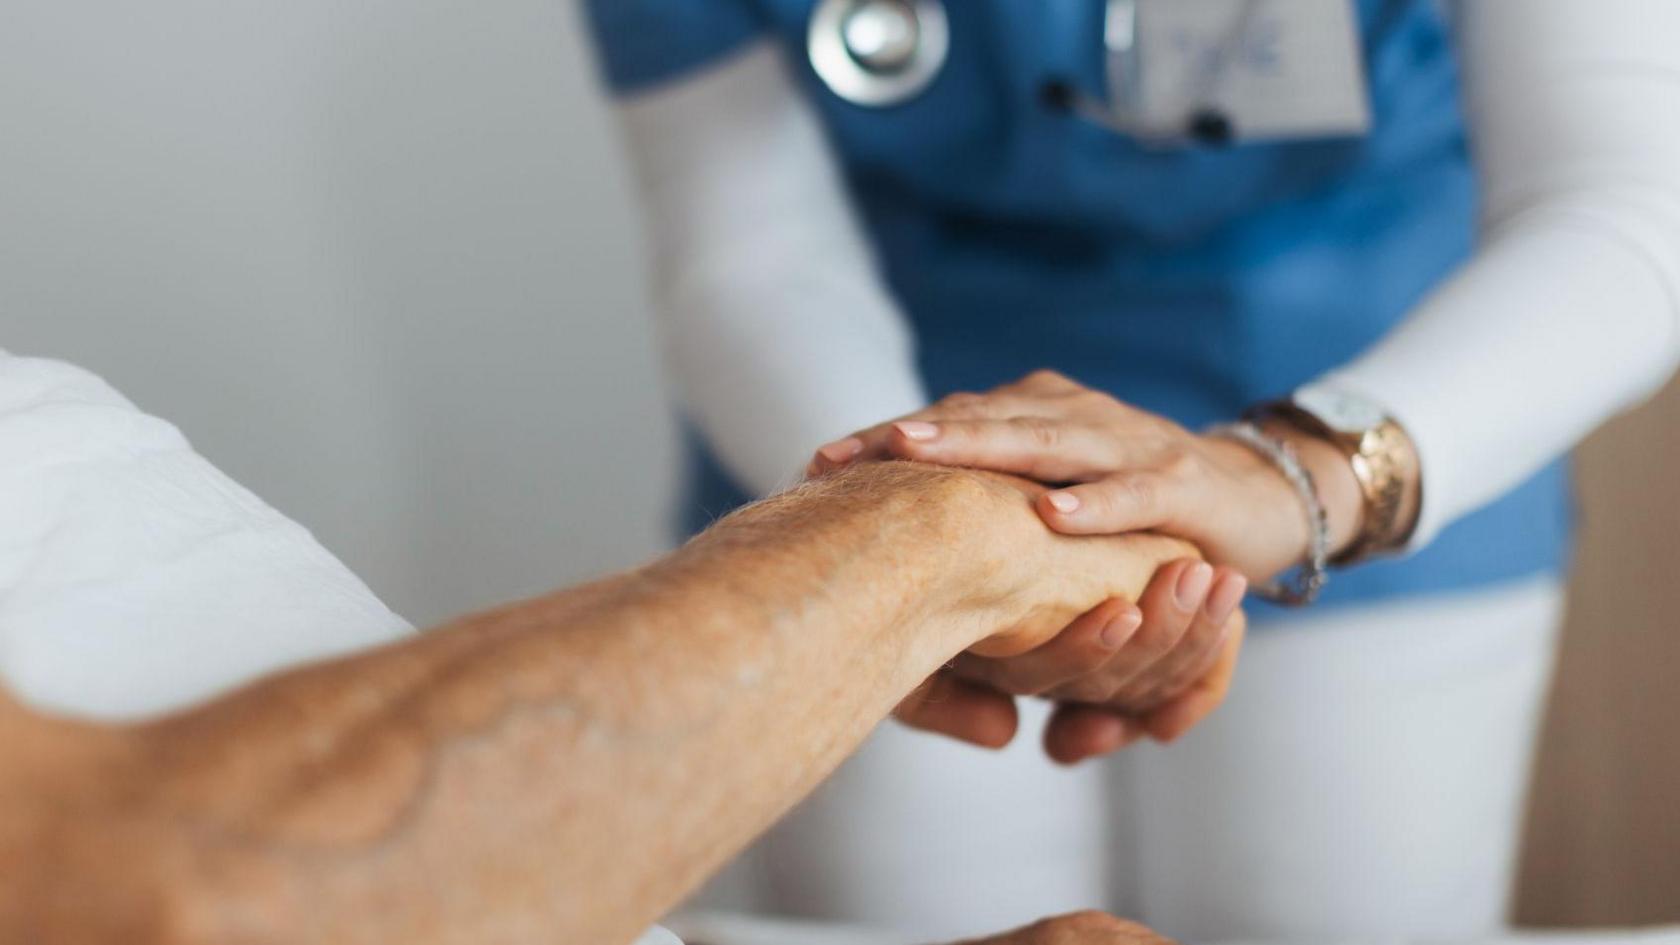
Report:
807,0,1258,146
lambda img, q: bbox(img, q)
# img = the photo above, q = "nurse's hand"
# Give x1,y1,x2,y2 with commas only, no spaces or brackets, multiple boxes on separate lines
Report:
810,370,1363,584
894,556,1246,761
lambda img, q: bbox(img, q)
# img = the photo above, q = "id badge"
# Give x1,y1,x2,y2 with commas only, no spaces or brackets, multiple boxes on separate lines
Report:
1107,0,1372,143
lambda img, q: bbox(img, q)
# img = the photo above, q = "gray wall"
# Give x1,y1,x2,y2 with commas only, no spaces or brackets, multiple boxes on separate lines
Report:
0,0,676,625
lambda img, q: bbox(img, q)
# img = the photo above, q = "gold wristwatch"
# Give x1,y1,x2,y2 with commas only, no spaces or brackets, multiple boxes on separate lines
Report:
1248,385,1423,566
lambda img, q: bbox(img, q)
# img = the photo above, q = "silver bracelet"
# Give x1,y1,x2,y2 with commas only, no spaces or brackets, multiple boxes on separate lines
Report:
1205,421,1330,607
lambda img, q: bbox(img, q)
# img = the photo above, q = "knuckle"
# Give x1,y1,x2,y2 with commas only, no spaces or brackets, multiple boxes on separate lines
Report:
1061,638,1114,675
1126,472,1162,509
1074,386,1118,411
1131,619,1182,657
1010,415,1062,449
1114,919,1176,943
937,391,988,416
1101,473,1156,516
1159,444,1202,480
1055,910,1128,931
1134,429,1173,455
1022,369,1071,390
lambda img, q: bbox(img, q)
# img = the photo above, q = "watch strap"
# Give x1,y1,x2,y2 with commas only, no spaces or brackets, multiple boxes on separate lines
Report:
1246,399,1421,567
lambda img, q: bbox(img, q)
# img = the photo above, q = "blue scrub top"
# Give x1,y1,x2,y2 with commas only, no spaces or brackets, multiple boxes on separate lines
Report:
584,0,1571,617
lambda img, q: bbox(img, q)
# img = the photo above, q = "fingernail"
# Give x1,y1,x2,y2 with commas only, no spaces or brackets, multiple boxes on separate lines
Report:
1175,562,1214,610
1046,491,1080,514
817,437,863,465
1205,573,1248,624
894,420,939,441
1101,608,1143,649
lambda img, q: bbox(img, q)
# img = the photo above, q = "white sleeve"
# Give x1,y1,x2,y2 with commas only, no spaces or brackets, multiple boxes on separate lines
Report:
615,43,927,498
0,351,412,721
1320,0,1680,548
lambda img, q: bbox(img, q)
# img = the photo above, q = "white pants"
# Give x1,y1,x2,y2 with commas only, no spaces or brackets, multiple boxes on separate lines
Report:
712,577,1564,944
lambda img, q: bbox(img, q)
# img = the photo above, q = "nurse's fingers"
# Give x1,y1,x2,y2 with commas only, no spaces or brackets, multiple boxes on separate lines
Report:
808,426,905,477
1140,608,1246,744
806,390,1051,477
807,436,866,477
1043,703,1146,765
1044,558,1208,705
949,597,1142,697
1108,568,1246,711
1035,471,1190,536
880,417,1133,483
894,672,1021,750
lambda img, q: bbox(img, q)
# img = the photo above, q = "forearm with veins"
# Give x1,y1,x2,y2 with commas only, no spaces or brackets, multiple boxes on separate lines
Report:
2,463,1183,945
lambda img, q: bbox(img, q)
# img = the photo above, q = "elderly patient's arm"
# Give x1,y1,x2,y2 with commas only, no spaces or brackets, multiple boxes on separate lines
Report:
0,462,1189,945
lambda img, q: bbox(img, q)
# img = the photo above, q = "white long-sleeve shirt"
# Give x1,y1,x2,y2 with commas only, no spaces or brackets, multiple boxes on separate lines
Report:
616,0,1680,548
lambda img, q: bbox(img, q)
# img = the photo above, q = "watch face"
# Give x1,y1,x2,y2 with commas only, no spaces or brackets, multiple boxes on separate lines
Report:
1295,385,1386,434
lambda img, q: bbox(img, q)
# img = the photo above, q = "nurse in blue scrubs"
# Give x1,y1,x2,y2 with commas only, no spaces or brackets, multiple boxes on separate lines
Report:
583,0,1680,940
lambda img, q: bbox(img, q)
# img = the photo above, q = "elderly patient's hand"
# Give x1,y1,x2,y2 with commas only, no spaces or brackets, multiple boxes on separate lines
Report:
950,911,1179,945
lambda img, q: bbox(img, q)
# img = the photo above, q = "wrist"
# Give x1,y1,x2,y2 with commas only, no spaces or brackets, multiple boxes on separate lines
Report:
1259,421,1365,560
1199,428,1357,581
725,463,1028,664
1249,389,1423,566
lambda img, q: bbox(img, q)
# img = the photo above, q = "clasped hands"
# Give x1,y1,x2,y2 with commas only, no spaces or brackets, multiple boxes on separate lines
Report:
807,370,1320,764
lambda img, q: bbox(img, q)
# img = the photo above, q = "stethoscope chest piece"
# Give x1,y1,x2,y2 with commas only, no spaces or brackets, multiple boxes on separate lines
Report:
808,0,949,107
